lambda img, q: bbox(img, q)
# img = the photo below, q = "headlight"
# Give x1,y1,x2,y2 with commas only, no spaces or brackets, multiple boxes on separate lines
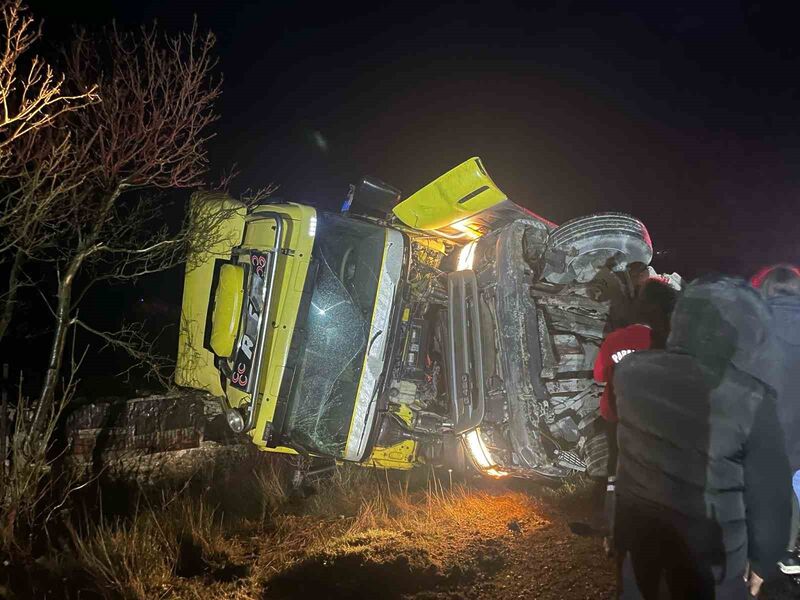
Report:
456,241,477,271
464,429,492,468
225,408,245,433
464,429,509,478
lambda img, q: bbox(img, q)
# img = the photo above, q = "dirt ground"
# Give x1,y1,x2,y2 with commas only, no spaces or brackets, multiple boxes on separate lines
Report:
260,479,799,600
257,481,614,600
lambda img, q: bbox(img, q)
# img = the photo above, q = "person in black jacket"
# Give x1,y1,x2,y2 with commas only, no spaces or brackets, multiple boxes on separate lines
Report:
755,265,800,574
613,275,791,599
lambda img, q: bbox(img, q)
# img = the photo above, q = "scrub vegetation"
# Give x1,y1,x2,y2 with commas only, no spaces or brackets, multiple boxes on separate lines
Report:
0,447,616,599
2,444,797,599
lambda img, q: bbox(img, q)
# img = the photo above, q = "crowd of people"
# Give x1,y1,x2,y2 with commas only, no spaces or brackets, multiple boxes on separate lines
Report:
592,264,800,599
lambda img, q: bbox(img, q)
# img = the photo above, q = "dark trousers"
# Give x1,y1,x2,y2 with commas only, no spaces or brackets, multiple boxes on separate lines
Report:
606,419,619,477
619,552,748,599
605,419,618,534
616,497,747,600
789,485,799,552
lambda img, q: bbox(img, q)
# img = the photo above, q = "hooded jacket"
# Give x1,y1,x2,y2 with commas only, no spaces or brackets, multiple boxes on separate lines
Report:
767,294,800,471
614,275,791,579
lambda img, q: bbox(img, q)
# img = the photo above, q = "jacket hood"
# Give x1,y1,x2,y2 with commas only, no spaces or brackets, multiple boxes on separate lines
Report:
667,275,779,386
769,294,800,346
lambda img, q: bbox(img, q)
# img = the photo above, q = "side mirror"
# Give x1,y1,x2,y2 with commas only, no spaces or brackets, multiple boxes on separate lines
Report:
342,176,401,217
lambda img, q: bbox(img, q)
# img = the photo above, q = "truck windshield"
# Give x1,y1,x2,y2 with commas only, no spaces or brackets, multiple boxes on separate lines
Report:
284,213,386,458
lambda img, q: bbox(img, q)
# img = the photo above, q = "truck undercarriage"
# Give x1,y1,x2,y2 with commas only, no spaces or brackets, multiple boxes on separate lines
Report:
370,212,656,480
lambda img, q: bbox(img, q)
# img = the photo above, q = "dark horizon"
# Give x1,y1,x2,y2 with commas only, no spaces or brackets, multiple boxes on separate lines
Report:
29,0,800,280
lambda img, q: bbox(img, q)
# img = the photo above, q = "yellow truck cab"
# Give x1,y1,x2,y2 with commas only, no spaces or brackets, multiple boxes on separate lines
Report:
177,158,666,480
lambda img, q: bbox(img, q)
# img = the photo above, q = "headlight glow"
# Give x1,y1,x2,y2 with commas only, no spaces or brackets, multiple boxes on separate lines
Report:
456,241,477,271
464,428,509,477
464,429,493,469
486,468,509,478
308,215,317,237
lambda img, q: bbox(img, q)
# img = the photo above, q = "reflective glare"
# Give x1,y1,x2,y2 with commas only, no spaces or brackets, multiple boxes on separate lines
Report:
452,220,481,240
486,468,509,478
456,241,477,271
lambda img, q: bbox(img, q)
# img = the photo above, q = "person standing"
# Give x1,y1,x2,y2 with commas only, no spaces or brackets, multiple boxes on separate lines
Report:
593,279,678,546
613,275,791,599
753,265,800,575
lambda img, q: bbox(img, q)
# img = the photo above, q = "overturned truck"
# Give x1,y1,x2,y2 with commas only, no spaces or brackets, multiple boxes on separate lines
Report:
177,158,664,481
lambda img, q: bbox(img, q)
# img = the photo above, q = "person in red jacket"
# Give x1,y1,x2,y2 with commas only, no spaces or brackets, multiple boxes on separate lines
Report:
594,278,679,546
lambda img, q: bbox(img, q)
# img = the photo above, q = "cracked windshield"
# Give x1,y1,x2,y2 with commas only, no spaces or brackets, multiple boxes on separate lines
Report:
284,213,387,457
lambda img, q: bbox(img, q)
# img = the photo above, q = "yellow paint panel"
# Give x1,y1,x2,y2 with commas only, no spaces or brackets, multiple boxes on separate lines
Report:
209,264,245,358
393,157,507,231
395,403,414,427
268,363,284,397
367,439,418,470
176,193,246,395
268,445,298,455
175,196,315,456
244,204,316,449
415,237,447,254
363,404,418,469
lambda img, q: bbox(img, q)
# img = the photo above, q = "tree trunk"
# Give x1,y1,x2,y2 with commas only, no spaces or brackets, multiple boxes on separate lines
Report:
31,252,84,439
0,251,25,343
0,364,8,478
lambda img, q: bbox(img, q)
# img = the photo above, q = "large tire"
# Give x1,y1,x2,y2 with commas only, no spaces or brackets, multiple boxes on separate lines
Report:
543,212,652,284
583,432,609,480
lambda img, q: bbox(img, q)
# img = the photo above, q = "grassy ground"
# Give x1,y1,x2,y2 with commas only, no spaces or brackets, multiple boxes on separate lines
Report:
1,448,795,599
0,447,616,599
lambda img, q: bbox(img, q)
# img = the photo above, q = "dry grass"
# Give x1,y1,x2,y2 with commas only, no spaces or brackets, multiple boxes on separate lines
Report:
252,456,291,520
257,469,549,599
338,477,543,555
20,459,556,599
66,497,234,599
0,376,75,555
68,509,177,600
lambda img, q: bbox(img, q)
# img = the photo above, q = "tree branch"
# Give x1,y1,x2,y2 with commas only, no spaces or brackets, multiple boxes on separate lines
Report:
72,318,173,388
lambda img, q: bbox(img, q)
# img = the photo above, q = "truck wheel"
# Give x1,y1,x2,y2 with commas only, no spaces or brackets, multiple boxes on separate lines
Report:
582,433,609,481
543,213,652,284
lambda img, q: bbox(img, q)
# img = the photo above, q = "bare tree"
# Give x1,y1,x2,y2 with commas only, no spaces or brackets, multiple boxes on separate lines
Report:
0,346,80,551
0,129,94,341
0,0,98,173
0,0,98,342
28,20,224,436
0,9,273,547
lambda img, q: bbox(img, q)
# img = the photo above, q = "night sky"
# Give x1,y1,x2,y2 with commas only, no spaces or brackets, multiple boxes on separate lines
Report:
31,0,800,280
